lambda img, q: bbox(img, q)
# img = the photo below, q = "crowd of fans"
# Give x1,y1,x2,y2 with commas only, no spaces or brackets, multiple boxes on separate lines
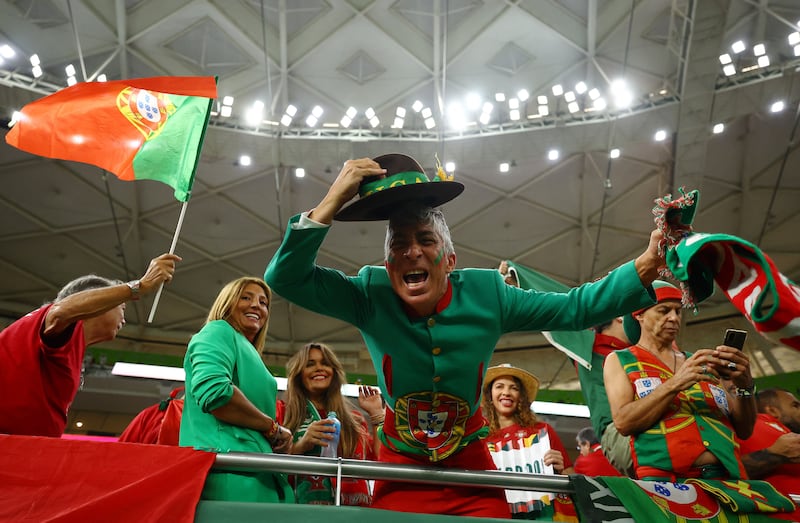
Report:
1,153,797,520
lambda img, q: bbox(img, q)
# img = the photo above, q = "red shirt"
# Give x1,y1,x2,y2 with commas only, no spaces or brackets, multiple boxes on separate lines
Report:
0,305,86,437
485,421,573,470
739,413,800,496
574,444,623,477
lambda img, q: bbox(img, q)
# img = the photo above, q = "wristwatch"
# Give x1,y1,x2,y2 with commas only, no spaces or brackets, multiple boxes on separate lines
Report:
126,279,141,300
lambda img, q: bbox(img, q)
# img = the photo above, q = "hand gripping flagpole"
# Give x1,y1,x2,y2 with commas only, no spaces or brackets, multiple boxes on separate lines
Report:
147,201,189,323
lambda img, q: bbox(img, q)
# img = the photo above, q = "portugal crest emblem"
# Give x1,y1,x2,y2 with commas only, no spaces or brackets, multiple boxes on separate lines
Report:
394,391,470,461
117,87,176,140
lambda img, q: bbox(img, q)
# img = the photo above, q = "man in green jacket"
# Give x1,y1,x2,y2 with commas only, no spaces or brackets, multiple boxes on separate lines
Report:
265,154,665,518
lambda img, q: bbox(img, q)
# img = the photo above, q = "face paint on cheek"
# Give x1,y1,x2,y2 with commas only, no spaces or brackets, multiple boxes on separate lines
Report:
433,248,444,265
387,254,395,264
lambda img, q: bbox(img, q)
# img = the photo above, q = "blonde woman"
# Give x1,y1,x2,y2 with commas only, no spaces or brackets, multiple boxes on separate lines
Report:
280,342,383,506
180,277,293,503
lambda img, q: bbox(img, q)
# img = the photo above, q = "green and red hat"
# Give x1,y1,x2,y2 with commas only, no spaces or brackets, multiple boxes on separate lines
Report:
334,153,464,221
623,280,683,344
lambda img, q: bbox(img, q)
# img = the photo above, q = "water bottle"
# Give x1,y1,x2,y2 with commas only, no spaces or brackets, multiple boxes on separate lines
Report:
319,411,341,458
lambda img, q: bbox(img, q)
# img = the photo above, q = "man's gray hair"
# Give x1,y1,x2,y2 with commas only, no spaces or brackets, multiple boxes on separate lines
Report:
384,204,455,261
56,275,121,302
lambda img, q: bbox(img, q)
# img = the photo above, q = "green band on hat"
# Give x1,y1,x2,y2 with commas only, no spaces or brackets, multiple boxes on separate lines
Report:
359,171,427,197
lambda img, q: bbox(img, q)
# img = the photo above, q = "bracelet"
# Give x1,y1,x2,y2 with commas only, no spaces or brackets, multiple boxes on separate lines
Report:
265,420,280,440
369,413,385,425
735,383,756,397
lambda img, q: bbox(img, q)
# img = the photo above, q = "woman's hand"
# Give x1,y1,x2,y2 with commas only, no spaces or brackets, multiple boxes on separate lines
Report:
358,385,384,419
269,424,293,454
294,419,336,454
543,449,565,474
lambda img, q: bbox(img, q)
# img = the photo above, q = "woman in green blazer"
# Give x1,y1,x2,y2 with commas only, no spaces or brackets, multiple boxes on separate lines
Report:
180,277,294,503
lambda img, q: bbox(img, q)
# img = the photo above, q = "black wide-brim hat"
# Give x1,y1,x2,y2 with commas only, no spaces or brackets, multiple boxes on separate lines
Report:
334,153,464,221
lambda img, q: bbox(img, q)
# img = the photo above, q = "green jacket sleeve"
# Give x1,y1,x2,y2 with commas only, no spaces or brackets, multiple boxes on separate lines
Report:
185,321,236,413
500,260,656,332
264,214,372,327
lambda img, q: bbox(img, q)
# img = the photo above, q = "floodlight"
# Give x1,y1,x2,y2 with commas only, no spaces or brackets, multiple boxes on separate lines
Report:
723,64,736,76
495,92,506,102
311,105,323,118
719,53,732,65
508,98,519,109
712,123,724,134
67,76,77,86
65,64,76,76
482,102,493,114
465,93,481,110
753,43,765,56
97,74,107,82
396,106,406,117
757,55,769,68
499,162,510,173
609,148,620,159
424,117,435,129
537,95,548,105
238,155,251,166
731,40,745,53
220,106,232,117
305,115,318,127
421,107,432,118
517,89,529,101
654,129,667,141
412,100,423,112
346,106,357,118
770,100,785,113
789,32,800,46
509,109,520,120
0,45,15,58
280,114,292,126
538,105,549,116
340,116,352,128
575,82,587,94
222,96,234,106
588,88,600,100
567,102,579,113
285,104,297,116
369,116,380,127
392,117,404,128
551,84,563,96
30,54,40,66
547,149,559,161
365,107,376,119
295,168,305,178
445,162,455,172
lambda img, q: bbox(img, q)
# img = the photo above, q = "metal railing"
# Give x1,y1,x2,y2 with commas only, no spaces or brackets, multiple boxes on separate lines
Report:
213,452,800,507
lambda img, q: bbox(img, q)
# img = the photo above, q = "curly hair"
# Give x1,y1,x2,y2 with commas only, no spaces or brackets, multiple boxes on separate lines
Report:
481,375,538,435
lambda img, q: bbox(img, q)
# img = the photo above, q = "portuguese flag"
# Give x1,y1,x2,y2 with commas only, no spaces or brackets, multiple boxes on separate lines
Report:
5,76,217,202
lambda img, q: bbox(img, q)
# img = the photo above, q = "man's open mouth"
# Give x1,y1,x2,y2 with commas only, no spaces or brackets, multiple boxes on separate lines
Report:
403,269,428,285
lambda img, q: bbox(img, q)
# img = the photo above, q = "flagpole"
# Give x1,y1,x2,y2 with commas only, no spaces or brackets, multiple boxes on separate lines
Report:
147,201,189,323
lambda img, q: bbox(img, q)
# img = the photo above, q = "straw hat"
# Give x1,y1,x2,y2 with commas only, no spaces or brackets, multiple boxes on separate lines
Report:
483,364,540,400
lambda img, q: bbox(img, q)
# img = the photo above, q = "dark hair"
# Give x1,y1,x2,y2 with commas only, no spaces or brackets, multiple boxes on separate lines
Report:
592,320,613,333
755,387,790,413
576,426,599,445
56,275,120,301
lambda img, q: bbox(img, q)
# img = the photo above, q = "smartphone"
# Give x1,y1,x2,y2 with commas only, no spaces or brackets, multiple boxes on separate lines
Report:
723,329,747,350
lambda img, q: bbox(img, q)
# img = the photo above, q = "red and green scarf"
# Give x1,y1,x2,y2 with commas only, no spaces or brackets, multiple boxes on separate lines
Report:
654,189,800,350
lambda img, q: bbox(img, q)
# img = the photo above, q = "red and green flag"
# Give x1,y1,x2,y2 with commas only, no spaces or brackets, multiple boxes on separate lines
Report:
5,76,217,202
